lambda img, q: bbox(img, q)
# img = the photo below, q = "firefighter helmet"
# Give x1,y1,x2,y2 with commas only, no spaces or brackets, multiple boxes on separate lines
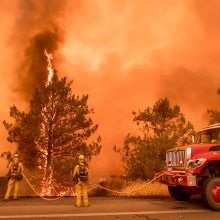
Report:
13,153,19,158
79,154,85,160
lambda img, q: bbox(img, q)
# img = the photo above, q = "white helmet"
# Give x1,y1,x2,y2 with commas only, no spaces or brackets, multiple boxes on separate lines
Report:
79,154,85,160
13,153,19,158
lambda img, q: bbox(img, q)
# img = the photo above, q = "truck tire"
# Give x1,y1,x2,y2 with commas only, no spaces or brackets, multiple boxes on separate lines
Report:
203,177,220,211
201,178,209,203
168,186,191,201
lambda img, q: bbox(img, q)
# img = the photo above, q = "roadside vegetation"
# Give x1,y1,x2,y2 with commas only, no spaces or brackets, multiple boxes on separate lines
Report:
90,176,168,197
121,180,168,197
114,97,195,180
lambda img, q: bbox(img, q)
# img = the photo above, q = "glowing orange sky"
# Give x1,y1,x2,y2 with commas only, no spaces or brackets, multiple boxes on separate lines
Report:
1,0,220,179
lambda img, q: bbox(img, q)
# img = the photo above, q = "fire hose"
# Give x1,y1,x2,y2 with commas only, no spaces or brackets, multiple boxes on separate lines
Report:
91,172,164,195
22,172,66,201
22,172,164,200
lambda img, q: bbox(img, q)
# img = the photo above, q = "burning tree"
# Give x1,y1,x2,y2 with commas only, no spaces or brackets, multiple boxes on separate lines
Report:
3,52,101,195
114,97,195,180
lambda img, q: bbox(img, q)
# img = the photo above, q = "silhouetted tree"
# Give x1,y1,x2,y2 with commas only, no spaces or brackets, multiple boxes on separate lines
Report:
208,88,220,124
114,97,195,180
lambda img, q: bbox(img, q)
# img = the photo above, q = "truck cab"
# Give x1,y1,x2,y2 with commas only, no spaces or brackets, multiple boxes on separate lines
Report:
159,124,220,210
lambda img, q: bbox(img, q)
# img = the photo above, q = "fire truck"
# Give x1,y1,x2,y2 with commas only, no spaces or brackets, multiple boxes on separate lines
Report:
159,124,220,211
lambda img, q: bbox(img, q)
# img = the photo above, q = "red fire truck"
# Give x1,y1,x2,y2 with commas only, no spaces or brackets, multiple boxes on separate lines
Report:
159,124,220,210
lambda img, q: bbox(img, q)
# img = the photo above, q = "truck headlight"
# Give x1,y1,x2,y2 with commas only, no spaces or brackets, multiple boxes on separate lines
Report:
187,158,207,169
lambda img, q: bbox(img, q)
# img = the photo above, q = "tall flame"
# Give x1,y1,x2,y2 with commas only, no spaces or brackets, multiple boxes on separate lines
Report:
44,49,54,85
41,49,54,195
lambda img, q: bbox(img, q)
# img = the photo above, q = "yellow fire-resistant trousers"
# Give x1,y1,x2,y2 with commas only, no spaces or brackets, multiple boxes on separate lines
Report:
4,178,20,200
75,181,89,207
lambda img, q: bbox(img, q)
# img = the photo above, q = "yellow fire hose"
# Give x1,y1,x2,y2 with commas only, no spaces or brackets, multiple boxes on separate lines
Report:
22,173,66,201
22,172,164,200
91,173,164,195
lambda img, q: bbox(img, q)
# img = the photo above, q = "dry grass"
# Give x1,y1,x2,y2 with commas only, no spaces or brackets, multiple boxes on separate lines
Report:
90,176,169,197
119,180,169,197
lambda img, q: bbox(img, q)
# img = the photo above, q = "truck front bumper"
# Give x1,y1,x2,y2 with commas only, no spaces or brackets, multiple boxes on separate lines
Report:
158,171,197,187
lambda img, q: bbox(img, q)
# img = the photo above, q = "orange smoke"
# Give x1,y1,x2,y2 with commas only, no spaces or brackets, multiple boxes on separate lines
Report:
1,0,220,179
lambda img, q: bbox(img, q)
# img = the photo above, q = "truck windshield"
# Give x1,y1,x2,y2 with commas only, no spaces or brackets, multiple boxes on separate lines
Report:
195,128,220,144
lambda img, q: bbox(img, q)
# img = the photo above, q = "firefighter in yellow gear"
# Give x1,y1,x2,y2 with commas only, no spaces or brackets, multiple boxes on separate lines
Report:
73,154,89,207
4,153,24,201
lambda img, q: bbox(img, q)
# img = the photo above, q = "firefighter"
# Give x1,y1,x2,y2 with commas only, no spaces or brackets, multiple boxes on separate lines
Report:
72,154,89,207
4,153,24,201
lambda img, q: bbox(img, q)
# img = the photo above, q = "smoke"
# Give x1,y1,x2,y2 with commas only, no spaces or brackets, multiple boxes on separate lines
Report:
1,0,220,179
13,0,66,99
59,0,220,177
16,30,63,98
0,0,66,175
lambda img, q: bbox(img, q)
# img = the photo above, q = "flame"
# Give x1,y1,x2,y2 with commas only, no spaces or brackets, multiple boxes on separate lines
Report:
44,49,54,85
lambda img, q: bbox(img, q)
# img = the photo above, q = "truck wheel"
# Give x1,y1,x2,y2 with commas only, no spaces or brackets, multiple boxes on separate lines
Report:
203,177,220,211
168,186,191,201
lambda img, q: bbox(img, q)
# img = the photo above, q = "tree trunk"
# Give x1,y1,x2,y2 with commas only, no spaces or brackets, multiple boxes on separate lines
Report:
42,125,53,196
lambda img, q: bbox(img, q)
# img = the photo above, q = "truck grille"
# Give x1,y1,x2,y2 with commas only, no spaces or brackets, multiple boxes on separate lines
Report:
166,150,186,167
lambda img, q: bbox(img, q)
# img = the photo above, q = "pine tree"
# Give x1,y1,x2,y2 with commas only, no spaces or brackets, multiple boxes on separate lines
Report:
3,73,101,195
114,97,195,180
